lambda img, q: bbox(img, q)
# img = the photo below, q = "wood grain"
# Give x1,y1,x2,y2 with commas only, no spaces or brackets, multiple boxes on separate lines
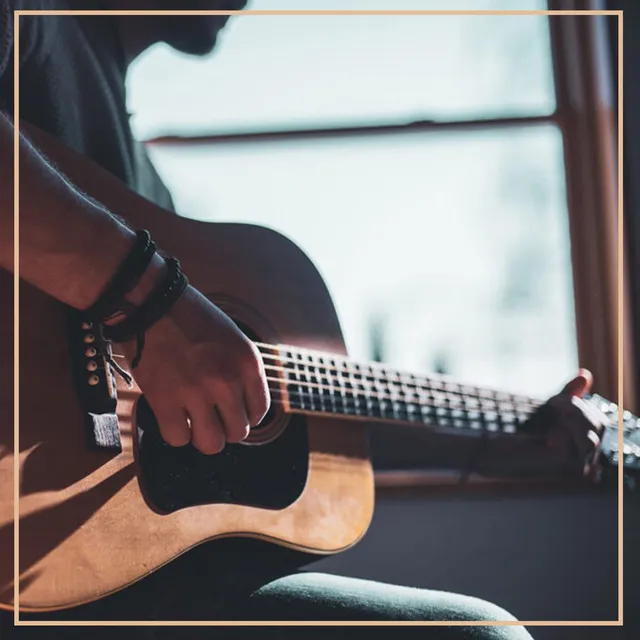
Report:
0,126,374,612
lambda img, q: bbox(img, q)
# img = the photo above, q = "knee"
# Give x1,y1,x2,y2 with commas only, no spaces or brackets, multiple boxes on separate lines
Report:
443,593,534,640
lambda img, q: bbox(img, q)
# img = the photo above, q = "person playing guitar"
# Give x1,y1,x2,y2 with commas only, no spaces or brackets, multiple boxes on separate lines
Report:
0,1,624,636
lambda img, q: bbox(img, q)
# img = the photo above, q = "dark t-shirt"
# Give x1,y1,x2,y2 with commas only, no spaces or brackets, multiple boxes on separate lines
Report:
0,0,174,211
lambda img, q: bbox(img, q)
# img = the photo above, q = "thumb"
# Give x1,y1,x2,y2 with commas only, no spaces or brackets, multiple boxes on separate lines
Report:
561,368,593,398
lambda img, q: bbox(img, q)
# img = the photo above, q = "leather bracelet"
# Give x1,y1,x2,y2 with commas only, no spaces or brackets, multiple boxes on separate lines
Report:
102,257,189,368
86,229,157,321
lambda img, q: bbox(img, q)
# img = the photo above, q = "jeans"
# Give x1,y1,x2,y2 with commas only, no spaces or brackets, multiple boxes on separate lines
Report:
3,539,534,640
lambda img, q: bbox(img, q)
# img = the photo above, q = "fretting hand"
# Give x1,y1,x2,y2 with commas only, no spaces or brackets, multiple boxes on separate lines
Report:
524,369,609,479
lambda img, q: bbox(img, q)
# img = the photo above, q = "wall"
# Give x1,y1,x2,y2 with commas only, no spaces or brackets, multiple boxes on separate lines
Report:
310,487,637,640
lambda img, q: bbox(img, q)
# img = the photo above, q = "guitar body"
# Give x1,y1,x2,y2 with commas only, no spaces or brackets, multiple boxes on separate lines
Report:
0,127,374,612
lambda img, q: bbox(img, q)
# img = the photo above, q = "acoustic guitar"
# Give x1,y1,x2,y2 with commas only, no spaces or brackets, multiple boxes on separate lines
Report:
1,125,638,613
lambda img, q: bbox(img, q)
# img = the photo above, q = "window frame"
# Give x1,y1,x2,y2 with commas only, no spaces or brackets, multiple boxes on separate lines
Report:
604,0,640,411
548,0,634,414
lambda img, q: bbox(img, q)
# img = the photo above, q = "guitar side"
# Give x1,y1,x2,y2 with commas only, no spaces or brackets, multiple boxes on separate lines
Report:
0,127,375,612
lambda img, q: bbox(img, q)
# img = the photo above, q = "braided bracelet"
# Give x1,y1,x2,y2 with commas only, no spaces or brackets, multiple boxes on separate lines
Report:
102,257,189,368
86,229,157,321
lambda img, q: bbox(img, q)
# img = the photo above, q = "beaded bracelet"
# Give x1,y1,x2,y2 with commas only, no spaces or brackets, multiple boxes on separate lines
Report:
102,257,189,368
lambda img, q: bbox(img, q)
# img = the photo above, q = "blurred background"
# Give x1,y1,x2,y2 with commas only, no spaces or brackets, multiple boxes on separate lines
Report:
120,1,638,636
127,0,577,400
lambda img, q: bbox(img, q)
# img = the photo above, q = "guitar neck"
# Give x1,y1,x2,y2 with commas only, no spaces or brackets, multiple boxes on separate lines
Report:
258,343,545,435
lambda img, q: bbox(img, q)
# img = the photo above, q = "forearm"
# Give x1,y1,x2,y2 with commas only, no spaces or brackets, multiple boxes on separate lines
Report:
0,112,162,310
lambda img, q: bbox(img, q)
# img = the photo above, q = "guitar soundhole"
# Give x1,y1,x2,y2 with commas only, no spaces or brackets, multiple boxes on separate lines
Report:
136,398,309,513
135,317,309,514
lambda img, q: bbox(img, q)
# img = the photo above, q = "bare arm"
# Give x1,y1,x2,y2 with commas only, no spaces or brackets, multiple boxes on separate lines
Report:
0,112,270,453
0,111,164,309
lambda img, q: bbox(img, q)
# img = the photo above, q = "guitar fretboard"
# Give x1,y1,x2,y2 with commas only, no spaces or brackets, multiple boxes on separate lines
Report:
259,344,544,434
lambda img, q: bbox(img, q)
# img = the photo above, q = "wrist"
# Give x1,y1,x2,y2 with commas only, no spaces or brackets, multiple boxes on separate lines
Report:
124,251,168,307
66,225,137,312
102,252,168,325
101,256,189,369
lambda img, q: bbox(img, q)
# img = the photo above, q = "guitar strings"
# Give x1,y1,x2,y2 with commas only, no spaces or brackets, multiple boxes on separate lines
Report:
254,385,535,431
260,378,538,426
254,341,542,405
259,386,532,426
260,368,542,411
254,350,543,410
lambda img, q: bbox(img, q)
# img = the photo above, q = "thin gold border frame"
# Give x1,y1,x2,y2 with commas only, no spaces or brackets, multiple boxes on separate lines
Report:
12,7,624,628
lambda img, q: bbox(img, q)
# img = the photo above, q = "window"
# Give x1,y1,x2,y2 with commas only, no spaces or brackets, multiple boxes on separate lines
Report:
126,1,613,402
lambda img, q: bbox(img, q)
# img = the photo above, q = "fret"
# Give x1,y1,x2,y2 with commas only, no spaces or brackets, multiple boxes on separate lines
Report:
444,381,460,394
419,392,434,423
318,355,332,414
277,346,545,436
515,404,532,425
501,414,517,433
389,370,400,420
377,367,390,420
285,349,302,411
404,373,422,423
400,374,414,420
298,352,311,412
333,358,344,413
480,397,499,412
450,406,466,428
357,365,370,416
302,351,314,411
483,410,499,424
312,354,323,412
461,384,478,397
405,401,420,423
391,369,410,422
497,400,515,414
317,355,335,414
352,363,367,416
306,353,321,413
289,351,301,411
464,396,480,410
374,366,392,420
347,364,358,416
357,364,372,417
332,358,347,415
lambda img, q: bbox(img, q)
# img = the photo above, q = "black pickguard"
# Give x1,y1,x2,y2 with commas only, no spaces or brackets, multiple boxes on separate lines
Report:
135,395,309,513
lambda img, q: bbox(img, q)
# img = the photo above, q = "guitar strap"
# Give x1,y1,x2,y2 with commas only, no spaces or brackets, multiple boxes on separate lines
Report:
65,307,123,452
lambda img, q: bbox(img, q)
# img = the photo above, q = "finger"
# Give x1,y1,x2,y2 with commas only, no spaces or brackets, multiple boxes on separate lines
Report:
244,370,271,427
561,368,593,397
188,401,226,455
583,429,602,478
587,429,601,449
152,404,191,447
574,396,610,432
215,393,251,444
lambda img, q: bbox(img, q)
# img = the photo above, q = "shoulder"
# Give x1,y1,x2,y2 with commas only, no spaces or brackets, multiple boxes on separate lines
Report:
1,1,75,76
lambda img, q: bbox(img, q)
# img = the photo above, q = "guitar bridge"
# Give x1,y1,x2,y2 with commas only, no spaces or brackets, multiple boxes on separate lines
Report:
66,307,122,452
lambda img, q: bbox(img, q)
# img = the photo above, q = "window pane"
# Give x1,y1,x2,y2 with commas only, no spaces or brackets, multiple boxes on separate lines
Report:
145,125,577,398
127,0,555,138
